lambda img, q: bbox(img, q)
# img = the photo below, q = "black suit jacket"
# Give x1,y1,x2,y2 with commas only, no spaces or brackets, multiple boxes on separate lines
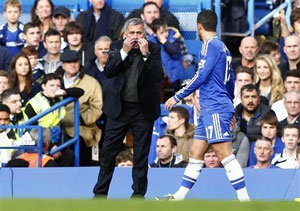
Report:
103,40,164,121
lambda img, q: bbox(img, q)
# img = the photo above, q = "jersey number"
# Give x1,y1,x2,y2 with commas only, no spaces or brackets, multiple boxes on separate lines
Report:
205,125,213,139
224,56,232,85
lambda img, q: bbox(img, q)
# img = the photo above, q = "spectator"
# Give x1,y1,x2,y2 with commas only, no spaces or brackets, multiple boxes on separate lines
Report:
116,151,133,167
0,71,9,99
279,91,300,134
0,103,16,164
52,6,71,51
85,35,111,96
254,54,285,106
0,0,24,56
233,66,254,107
232,36,259,72
15,127,58,167
140,2,161,35
57,50,103,166
260,40,284,66
40,29,62,74
272,124,300,169
63,21,95,67
231,124,250,168
149,135,185,168
203,147,221,168
21,46,44,82
279,35,300,80
235,84,270,143
166,106,195,162
23,22,46,58
1,88,23,126
249,111,285,166
31,0,54,38
125,0,180,30
272,70,300,121
8,53,41,105
248,137,278,169
0,46,11,71
76,0,124,42
148,18,185,91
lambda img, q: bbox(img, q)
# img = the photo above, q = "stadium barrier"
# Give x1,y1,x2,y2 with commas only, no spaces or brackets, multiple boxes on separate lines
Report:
0,167,299,200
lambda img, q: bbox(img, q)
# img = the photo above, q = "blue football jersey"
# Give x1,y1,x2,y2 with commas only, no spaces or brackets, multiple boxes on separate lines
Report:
174,36,235,114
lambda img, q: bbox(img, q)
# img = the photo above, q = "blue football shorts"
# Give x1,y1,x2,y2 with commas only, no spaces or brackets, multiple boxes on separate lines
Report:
194,112,233,144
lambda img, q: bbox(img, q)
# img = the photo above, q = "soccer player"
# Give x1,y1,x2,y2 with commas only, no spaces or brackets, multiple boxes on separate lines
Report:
160,10,250,201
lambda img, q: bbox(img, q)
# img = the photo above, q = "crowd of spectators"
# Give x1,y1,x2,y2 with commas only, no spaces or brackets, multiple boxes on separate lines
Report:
0,0,299,169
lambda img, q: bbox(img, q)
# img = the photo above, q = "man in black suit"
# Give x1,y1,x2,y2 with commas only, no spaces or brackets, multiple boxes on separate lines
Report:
93,18,164,198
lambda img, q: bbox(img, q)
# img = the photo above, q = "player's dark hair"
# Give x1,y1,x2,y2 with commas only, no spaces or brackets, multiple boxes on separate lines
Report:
170,106,190,129
240,84,260,97
159,134,177,148
197,10,217,32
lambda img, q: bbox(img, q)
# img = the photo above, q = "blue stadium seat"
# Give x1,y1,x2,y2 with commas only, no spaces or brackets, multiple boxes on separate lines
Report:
110,0,144,18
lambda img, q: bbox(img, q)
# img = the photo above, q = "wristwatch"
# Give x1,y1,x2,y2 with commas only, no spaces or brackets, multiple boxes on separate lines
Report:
142,51,151,59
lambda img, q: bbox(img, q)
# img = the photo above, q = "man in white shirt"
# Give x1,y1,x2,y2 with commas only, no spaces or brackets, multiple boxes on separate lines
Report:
272,124,300,168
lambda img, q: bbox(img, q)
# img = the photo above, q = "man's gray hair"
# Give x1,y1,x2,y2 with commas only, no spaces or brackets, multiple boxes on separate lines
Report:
284,91,300,102
123,18,146,33
94,35,112,48
30,127,51,144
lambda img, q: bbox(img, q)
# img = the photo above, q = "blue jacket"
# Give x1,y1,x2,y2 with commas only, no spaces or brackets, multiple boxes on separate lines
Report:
147,28,185,83
0,22,24,56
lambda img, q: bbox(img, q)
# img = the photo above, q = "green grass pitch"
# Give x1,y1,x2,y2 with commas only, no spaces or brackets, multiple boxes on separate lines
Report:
1,199,300,211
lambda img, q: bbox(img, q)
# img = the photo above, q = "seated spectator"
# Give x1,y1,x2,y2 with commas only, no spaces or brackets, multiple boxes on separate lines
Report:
116,150,133,167
63,21,95,67
235,84,270,143
248,137,278,169
141,2,161,35
279,91,300,135
166,106,195,162
272,70,300,121
52,6,71,51
1,88,23,126
40,29,62,74
231,124,250,168
249,111,285,166
203,147,221,168
8,53,41,105
149,135,185,168
0,0,24,56
0,103,16,164
13,127,58,167
254,54,285,106
21,46,44,82
75,0,124,42
0,71,9,100
260,40,284,66
272,124,300,169
85,35,111,90
125,0,180,30
57,50,103,166
23,22,46,58
279,35,300,80
31,0,54,38
232,36,259,72
147,18,185,91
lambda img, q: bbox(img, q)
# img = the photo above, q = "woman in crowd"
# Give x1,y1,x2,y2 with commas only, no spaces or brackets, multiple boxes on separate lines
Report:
254,54,285,106
8,53,41,105
31,0,54,38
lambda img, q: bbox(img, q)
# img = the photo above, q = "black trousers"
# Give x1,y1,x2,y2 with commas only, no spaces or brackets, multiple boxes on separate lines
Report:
93,102,154,197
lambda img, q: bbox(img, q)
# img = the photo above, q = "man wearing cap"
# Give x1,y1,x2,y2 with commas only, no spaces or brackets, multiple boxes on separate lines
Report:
57,49,103,166
93,18,163,198
52,6,71,51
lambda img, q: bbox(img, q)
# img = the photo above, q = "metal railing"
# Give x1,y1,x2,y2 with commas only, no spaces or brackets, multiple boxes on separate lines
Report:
215,0,292,38
0,97,80,167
